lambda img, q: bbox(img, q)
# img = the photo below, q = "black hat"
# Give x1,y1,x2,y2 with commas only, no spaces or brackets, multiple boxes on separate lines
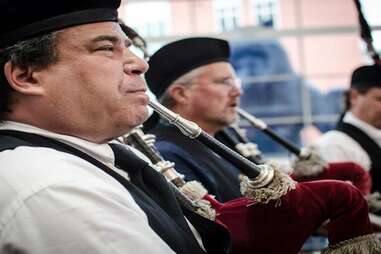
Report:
0,0,121,48
146,37,230,99
351,64,381,89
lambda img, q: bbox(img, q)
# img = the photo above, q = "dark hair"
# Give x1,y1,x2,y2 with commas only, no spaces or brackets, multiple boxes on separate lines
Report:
0,32,58,121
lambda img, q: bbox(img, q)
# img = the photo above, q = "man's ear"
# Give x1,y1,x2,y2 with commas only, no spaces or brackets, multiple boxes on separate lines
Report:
4,61,45,95
349,89,360,107
168,84,191,105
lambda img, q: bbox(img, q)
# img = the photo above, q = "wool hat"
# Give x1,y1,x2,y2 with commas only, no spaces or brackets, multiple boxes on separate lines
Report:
0,0,121,48
146,37,230,99
351,64,381,89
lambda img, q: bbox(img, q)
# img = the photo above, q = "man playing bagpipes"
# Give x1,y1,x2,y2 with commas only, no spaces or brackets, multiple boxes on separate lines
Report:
0,1,232,253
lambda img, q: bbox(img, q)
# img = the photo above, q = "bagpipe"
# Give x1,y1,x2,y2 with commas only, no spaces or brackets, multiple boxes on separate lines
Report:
237,108,309,159
124,124,309,254
353,0,380,66
125,101,380,254
231,108,372,196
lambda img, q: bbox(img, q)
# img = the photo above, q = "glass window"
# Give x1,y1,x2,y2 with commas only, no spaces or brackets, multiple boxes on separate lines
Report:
214,0,241,32
253,0,276,28
120,1,170,38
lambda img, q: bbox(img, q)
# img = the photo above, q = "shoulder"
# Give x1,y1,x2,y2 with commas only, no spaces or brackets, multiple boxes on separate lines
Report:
313,130,371,170
0,145,142,222
0,146,167,252
0,145,110,185
315,130,362,148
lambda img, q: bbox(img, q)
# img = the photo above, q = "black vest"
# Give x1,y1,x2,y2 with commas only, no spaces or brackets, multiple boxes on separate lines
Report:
152,124,242,203
336,121,381,193
0,130,231,254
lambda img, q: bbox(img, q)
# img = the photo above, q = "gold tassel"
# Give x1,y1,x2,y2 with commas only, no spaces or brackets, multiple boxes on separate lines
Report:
180,181,216,220
240,163,296,206
180,181,208,200
322,234,381,254
292,146,328,177
193,199,216,221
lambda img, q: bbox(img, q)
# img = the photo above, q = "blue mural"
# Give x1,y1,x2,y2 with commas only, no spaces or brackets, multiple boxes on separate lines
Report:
230,40,344,155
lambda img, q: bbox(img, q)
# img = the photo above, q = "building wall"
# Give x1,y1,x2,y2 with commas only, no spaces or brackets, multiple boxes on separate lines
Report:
170,0,216,34
278,0,364,91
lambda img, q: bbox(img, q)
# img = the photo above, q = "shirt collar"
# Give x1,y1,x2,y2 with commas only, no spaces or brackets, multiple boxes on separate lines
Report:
343,112,381,147
0,121,115,165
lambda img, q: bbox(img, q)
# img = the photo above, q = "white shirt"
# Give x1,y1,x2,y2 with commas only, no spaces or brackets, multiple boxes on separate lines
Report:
0,121,177,254
313,112,381,171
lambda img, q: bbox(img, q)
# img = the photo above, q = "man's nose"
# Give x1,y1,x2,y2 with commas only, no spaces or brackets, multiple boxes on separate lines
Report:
230,79,243,97
123,53,149,75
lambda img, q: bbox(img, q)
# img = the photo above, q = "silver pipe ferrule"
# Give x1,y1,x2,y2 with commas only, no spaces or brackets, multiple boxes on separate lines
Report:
237,108,267,130
247,164,275,188
148,100,202,139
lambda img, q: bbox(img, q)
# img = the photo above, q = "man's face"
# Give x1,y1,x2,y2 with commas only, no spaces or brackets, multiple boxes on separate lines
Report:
35,22,149,142
182,62,242,134
351,87,381,129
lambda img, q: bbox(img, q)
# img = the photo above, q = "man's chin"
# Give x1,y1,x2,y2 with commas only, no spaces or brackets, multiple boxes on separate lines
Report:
216,118,236,128
226,115,238,124
133,112,150,129
141,110,150,123
118,111,149,133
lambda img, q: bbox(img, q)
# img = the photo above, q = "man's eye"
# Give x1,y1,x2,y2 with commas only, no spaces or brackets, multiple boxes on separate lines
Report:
97,46,114,51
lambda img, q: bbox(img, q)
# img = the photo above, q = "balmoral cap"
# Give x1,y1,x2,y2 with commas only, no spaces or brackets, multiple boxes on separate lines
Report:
146,37,230,99
0,0,121,48
351,64,381,89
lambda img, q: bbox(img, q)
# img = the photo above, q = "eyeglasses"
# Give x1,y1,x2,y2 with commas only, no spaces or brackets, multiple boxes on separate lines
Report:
184,77,242,90
213,77,242,88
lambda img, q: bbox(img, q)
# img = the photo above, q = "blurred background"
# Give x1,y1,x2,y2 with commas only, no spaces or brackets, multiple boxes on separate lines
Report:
118,0,381,159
